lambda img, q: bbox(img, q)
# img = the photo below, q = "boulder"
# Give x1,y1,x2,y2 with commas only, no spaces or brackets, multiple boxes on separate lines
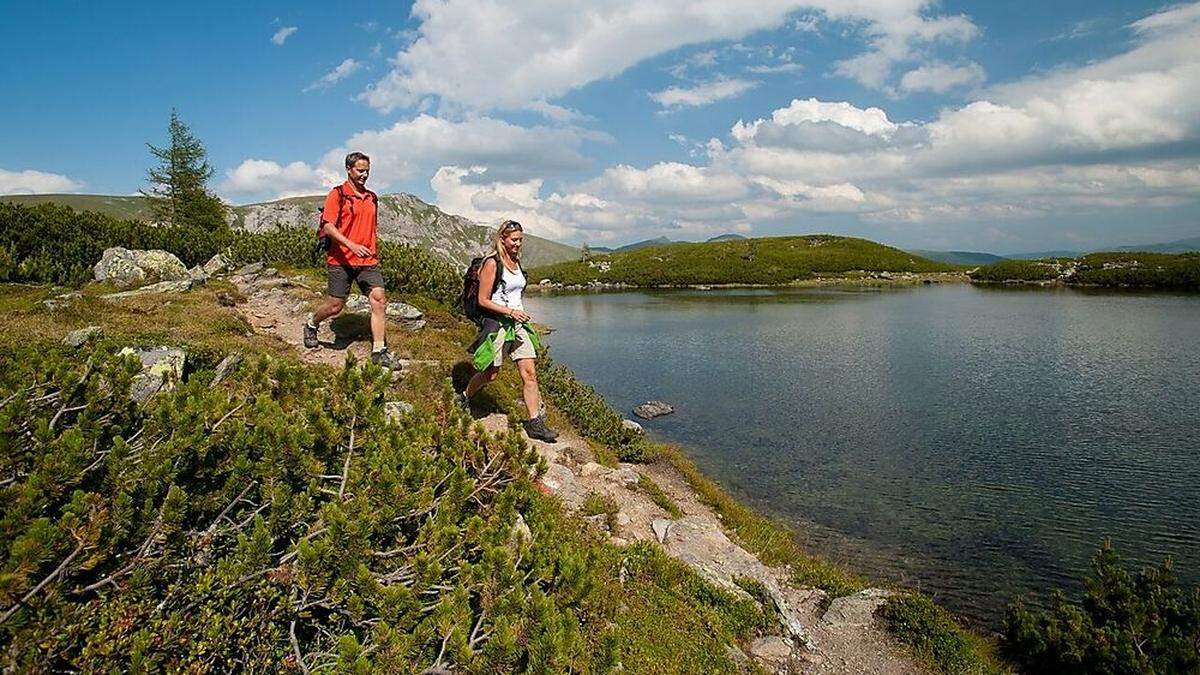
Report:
233,262,264,277
62,325,102,348
633,400,674,419
120,346,186,404
611,466,640,488
621,419,644,434
579,462,611,478
93,247,190,289
342,296,427,330
201,253,232,276
508,514,533,548
187,265,209,285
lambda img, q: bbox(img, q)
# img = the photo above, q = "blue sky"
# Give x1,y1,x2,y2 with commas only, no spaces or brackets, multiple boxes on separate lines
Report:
2,0,1198,253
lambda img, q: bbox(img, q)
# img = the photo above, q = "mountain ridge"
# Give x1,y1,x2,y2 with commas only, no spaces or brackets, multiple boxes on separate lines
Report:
2,193,580,268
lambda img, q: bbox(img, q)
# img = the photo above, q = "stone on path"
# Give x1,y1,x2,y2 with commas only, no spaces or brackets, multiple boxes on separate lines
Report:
651,518,673,544
822,588,894,628
750,636,793,667
202,253,232,276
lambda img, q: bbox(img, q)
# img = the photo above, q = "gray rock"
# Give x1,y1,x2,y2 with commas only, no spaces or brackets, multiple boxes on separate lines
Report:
822,588,894,627
384,400,414,422
211,353,243,386
621,419,644,434
633,400,674,419
63,325,102,348
201,253,232,276
342,296,427,330
233,262,264,277
62,325,102,348
651,518,673,544
187,265,209,285
101,279,192,301
583,513,609,531
120,346,186,404
93,247,190,289
749,636,793,666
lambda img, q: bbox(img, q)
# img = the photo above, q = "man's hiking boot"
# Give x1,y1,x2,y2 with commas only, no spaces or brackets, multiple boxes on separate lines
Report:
523,414,559,443
371,347,399,370
302,321,319,349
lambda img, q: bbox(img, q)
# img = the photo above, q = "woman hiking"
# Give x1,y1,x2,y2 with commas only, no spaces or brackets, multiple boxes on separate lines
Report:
458,220,559,442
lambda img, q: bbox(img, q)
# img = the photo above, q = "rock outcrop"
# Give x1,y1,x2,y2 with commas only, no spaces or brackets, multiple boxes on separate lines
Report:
94,247,190,289
633,400,674,419
120,346,186,403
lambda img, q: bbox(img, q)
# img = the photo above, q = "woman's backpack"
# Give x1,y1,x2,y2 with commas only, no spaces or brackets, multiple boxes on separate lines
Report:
460,254,522,324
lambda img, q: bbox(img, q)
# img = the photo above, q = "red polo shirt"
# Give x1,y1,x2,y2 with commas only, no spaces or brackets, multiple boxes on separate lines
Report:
322,181,379,267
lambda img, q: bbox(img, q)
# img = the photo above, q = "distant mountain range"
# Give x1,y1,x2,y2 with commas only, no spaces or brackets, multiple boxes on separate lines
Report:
590,233,745,254
1006,236,1200,259
3,193,580,268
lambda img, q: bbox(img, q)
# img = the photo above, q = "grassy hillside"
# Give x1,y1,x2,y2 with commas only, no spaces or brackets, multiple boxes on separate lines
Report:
3,193,155,221
969,252,1200,289
531,235,955,287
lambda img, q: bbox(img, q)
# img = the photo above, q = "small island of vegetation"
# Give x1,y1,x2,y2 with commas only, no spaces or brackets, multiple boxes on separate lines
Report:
969,252,1200,290
530,235,958,288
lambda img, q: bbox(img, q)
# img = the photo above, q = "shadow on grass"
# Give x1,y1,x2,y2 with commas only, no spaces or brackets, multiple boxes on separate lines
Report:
450,361,511,419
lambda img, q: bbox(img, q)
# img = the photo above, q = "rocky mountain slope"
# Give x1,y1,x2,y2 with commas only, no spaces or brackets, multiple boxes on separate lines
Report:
4,193,580,268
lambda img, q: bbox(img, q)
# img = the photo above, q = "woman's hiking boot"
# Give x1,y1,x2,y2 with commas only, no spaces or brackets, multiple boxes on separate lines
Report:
523,414,558,442
303,321,319,348
454,389,471,412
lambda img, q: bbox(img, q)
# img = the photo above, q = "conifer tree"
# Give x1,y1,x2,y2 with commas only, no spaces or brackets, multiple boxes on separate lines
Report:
141,110,227,230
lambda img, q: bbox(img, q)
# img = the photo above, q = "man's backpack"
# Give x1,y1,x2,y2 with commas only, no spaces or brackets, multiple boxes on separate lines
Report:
312,185,377,262
461,254,523,324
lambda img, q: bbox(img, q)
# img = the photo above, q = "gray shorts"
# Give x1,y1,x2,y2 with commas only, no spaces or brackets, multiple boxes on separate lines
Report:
326,265,385,299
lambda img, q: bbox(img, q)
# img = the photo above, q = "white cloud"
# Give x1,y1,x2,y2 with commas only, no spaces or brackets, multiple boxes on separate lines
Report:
430,166,575,240
219,160,338,198
898,61,985,94
271,26,297,46
361,0,980,113
651,78,758,109
0,168,82,195
746,62,804,74
223,114,601,201
304,58,363,92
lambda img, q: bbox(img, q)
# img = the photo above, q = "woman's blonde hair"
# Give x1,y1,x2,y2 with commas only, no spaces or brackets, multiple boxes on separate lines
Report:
493,219,524,263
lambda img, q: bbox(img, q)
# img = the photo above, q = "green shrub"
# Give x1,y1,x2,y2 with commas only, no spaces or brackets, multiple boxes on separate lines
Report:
1003,540,1200,674
879,593,998,674
968,259,1063,283
970,252,1200,289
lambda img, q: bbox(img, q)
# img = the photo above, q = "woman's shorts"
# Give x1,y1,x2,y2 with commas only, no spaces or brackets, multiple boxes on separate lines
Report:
491,324,537,366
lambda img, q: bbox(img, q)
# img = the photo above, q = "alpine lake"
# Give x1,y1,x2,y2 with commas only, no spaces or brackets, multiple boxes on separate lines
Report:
524,282,1200,627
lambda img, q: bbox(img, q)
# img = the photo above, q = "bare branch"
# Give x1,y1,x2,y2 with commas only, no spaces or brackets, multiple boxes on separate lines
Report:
1,542,85,623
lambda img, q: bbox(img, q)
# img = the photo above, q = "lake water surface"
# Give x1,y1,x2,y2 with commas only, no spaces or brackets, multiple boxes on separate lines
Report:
525,284,1200,626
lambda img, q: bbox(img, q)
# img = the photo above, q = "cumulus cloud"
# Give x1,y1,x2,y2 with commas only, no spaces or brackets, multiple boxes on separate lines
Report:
424,3,1200,246
361,0,980,113
0,168,82,195
898,61,985,94
222,114,602,201
271,26,297,46
304,58,362,92
219,160,338,198
650,78,758,109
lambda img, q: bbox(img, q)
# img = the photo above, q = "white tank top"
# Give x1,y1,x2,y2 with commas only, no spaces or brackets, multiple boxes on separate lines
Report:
492,261,526,311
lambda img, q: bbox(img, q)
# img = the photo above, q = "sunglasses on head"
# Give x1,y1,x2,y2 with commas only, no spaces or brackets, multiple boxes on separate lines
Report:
499,221,523,233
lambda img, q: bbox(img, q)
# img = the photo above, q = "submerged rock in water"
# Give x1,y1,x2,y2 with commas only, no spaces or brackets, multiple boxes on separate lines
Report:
633,400,674,419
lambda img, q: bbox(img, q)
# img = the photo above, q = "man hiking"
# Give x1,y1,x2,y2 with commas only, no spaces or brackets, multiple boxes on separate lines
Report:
302,151,397,368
